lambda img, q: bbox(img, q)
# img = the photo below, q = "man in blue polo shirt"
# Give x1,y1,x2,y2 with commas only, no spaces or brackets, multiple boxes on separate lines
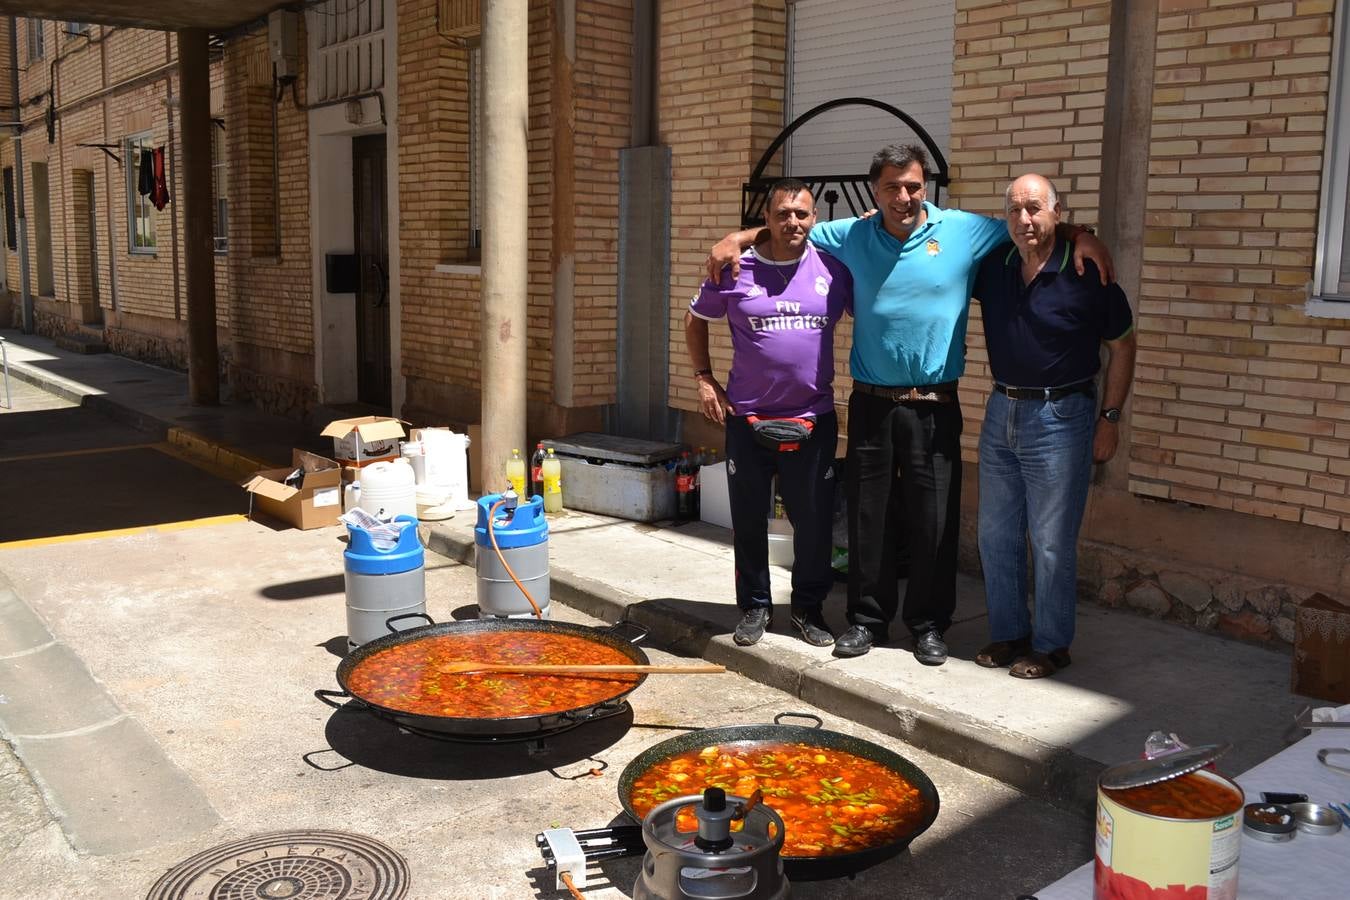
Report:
971,174,1135,679
707,145,1113,666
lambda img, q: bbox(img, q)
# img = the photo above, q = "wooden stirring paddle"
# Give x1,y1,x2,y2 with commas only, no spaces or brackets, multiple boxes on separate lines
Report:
437,661,726,676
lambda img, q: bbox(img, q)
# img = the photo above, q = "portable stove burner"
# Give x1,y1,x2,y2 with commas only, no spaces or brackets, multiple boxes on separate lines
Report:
145,830,409,900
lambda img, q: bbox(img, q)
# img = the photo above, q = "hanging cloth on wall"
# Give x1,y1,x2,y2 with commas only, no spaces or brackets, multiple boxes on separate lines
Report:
137,147,154,197
150,146,171,211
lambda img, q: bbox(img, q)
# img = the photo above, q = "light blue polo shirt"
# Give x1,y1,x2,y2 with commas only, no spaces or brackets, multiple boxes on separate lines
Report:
809,202,1007,387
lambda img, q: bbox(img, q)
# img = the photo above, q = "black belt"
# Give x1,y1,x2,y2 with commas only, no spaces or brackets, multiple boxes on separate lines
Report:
994,380,1094,401
852,380,958,403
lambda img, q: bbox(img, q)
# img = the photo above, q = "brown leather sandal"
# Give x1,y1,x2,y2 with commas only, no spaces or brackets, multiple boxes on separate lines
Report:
975,637,1031,668
1009,648,1072,680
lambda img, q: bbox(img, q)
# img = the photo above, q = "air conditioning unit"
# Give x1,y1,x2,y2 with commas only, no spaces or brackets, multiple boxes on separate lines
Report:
268,10,300,82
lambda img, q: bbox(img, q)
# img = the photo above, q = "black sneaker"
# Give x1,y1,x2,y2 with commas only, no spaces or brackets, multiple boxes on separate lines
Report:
914,630,948,666
790,608,835,647
733,608,772,646
833,624,878,658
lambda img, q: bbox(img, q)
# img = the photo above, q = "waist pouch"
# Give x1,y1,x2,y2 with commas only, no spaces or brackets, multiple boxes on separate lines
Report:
746,415,815,452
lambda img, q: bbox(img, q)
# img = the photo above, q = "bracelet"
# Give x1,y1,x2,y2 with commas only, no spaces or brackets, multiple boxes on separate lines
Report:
693,369,713,379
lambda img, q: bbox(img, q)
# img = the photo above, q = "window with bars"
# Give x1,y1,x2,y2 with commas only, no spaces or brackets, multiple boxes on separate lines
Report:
125,135,157,253
65,22,90,37
1314,0,1350,304
27,19,45,63
212,127,229,254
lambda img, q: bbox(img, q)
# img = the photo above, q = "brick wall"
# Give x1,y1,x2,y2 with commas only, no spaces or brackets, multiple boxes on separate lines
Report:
1132,0,1348,532
222,30,315,414
2,19,233,366
662,0,787,418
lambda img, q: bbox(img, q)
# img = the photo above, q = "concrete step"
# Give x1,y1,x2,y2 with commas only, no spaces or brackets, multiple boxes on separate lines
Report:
53,332,108,355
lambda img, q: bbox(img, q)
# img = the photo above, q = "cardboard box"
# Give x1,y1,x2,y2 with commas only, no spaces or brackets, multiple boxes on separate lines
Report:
321,416,408,467
242,450,343,530
1293,592,1350,703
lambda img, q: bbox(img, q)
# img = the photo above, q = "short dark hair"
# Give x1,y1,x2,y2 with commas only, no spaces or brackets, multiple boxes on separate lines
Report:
765,177,812,209
868,144,930,184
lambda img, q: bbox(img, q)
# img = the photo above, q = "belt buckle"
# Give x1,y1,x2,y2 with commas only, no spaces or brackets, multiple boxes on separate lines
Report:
1040,387,1053,400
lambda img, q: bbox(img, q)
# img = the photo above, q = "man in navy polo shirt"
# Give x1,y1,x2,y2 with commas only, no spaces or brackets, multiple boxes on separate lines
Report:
706,145,1113,666
972,174,1135,679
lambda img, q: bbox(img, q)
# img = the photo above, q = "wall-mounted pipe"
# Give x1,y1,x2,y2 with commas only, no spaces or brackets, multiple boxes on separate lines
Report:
10,17,33,334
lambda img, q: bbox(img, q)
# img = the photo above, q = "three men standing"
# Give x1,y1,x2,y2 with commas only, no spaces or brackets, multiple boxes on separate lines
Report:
685,179,852,648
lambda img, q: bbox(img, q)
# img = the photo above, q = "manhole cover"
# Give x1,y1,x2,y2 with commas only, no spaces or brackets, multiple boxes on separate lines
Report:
146,830,409,900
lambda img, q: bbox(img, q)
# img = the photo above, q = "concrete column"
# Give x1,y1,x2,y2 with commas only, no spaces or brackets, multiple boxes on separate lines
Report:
1096,0,1157,490
177,29,219,406
480,0,529,491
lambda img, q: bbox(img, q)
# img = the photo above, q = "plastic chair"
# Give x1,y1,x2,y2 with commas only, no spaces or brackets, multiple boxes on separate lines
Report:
0,335,10,409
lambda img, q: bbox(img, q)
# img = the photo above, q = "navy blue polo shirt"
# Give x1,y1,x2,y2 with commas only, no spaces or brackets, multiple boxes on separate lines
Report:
972,239,1133,388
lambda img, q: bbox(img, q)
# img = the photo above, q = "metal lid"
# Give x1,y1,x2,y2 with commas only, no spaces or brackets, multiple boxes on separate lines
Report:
549,432,685,466
1099,743,1231,791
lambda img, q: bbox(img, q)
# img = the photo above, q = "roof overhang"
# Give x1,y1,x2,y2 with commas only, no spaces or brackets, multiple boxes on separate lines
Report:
0,1,290,32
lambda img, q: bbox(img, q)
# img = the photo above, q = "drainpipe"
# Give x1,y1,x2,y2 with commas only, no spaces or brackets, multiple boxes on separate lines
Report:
479,0,529,490
10,18,33,334
178,28,219,405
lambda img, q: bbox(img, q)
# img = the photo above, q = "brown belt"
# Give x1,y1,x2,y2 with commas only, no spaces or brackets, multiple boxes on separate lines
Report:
852,380,958,404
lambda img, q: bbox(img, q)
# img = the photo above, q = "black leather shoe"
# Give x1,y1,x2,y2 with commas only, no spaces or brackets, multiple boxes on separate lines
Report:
914,630,948,666
733,608,772,646
833,624,877,658
790,608,835,647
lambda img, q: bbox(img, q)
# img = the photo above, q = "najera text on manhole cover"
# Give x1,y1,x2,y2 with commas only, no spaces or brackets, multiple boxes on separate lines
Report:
146,830,409,900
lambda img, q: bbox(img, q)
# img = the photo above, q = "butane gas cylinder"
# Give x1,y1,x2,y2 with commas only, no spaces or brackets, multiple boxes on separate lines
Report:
474,492,550,618
344,515,426,650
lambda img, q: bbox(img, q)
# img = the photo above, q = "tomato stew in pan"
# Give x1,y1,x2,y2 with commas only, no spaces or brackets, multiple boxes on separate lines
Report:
627,740,930,857
347,630,641,718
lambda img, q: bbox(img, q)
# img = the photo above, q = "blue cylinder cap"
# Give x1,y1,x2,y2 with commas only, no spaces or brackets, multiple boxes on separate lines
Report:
474,493,548,549
344,515,424,575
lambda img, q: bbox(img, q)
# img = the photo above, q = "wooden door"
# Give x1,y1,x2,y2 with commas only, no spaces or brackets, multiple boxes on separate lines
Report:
352,135,390,409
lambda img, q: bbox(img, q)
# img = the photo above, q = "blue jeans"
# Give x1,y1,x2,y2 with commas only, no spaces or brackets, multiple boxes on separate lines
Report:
977,389,1095,654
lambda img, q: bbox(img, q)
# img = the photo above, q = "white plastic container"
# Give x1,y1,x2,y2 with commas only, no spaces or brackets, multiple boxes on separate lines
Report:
400,440,427,485
418,428,474,509
358,459,418,521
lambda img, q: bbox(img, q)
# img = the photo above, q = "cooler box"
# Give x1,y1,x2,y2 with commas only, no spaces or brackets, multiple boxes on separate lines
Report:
551,432,683,522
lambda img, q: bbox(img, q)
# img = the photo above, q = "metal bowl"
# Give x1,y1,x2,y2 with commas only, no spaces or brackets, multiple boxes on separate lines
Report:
1288,802,1343,836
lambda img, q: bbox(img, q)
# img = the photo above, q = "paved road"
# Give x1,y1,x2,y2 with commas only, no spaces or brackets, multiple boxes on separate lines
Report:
0,383,1091,899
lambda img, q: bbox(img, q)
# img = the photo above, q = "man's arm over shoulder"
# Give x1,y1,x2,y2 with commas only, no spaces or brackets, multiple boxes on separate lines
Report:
818,248,855,316
951,209,1011,262
807,217,859,257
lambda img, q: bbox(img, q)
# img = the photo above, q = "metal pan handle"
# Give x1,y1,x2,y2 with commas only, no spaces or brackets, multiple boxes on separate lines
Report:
607,620,649,645
773,711,823,728
385,612,435,633
314,688,351,710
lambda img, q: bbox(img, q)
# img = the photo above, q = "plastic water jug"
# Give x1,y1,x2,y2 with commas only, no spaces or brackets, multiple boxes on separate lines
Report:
474,493,550,618
358,459,417,521
344,516,425,650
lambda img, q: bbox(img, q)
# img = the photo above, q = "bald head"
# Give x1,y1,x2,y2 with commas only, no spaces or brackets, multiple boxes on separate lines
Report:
1004,175,1061,259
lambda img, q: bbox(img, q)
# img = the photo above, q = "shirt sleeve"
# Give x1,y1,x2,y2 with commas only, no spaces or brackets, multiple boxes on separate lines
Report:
689,268,736,320
1102,282,1134,341
807,217,857,257
966,212,1011,261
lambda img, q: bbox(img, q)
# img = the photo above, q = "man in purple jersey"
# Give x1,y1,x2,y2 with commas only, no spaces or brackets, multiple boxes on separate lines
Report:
685,179,853,647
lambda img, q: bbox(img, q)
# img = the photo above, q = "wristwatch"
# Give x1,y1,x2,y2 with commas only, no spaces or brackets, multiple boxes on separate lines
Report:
1100,407,1121,423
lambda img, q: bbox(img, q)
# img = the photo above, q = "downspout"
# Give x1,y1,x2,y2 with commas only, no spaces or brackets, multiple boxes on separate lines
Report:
11,18,33,334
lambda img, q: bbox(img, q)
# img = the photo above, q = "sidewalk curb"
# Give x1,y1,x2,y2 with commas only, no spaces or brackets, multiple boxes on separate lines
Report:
423,524,1099,814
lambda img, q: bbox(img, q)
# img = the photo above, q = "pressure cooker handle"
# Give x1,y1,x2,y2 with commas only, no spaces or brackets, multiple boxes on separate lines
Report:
314,688,351,710
773,711,823,729
606,620,649,645
385,611,435,632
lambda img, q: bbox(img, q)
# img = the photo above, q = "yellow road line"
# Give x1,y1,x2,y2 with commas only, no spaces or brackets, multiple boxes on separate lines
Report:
0,442,162,463
0,514,247,550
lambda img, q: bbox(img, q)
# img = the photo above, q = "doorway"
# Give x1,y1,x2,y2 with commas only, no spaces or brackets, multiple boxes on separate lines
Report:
31,162,54,297
352,134,390,409
73,170,101,324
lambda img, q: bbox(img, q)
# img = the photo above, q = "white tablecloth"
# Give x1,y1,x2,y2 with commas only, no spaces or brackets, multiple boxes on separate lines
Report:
1032,727,1350,899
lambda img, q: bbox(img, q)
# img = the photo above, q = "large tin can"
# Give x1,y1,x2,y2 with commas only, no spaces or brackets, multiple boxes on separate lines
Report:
1093,745,1244,900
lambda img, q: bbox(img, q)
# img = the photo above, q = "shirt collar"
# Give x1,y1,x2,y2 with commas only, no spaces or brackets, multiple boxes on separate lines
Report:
1003,237,1069,275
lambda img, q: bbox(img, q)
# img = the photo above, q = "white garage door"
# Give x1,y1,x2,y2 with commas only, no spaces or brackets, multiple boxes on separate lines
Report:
788,0,955,217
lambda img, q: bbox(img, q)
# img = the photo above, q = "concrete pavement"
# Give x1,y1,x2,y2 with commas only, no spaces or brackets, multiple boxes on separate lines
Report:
0,328,1317,824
